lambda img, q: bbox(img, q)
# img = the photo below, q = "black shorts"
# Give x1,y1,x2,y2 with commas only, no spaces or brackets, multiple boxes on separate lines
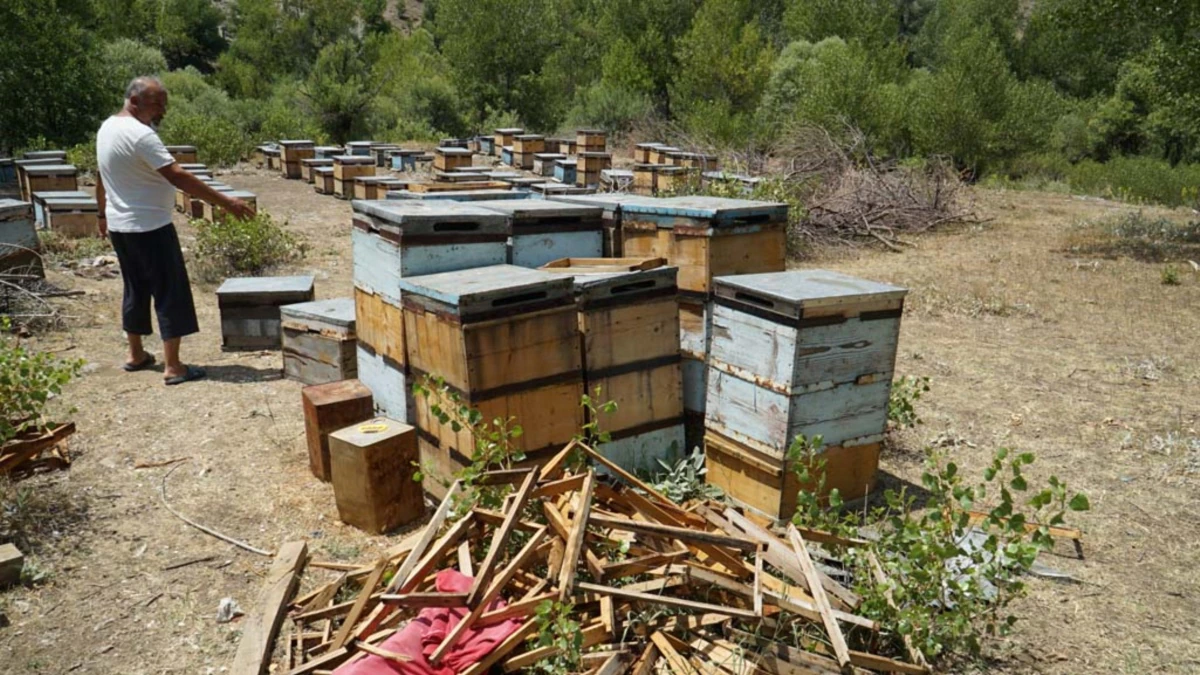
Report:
108,224,199,340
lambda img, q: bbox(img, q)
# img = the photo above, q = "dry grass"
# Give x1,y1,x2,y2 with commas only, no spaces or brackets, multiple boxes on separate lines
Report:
1061,210,1200,263
37,231,113,265
0,476,88,556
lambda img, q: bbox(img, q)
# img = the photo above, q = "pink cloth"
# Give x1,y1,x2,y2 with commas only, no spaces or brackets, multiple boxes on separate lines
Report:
335,569,525,675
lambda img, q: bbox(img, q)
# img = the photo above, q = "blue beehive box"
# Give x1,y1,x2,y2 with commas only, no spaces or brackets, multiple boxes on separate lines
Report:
472,199,603,269
553,159,577,185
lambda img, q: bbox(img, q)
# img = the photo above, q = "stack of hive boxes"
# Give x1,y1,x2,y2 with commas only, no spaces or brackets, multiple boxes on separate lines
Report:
399,265,584,498
703,270,907,521
619,196,788,449
333,155,375,199
0,200,43,277
511,134,544,170
165,145,198,163
17,160,76,202
576,152,612,188
350,200,509,424
301,158,333,183
493,128,523,158
280,297,358,385
576,130,607,153
472,199,604,269
434,147,472,172
279,140,315,179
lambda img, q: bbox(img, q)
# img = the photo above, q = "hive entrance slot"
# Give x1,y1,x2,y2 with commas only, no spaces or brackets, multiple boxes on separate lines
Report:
734,291,775,309
491,291,547,308
610,280,656,295
432,222,481,232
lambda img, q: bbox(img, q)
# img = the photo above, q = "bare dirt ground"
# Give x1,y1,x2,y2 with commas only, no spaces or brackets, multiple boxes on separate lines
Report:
1,168,1198,673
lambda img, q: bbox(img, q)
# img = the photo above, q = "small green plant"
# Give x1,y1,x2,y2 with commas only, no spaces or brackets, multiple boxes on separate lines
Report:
0,318,84,445
530,600,583,675
1161,264,1181,285
192,212,306,282
577,387,618,447
1064,211,1200,263
889,375,930,429
37,231,113,264
787,434,855,537
412,375,525,512
650,447,722,504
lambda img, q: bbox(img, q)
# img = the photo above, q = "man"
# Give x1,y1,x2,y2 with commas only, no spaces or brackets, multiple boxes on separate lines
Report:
96,76,253,385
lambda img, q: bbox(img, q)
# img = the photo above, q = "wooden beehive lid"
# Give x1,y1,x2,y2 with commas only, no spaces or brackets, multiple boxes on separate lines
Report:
513,133,545,141
372,143,402,150
217,275,315,302
314,166,335,175
578,151,611,159
391,148,422,156
576,128,606,136
315,145,343,154
351,199,509,236
279,139,314,148
263,146,282,157
563,265,678,307
386,189,527,202
602,169,634,180
301,158,334,166
14,158,60,168
486,170,523,180
636,142,665,150
398,264,573,318
378,178,408,189
23,150,66,160
494,127,524,135
714,270,907,322
434,171,490,182
44,198,98,211
474,199,602,224
166,144,198,152
621,195,787,225
225,190,257,200
534,153,566,161
347,141,375,149
32,191,89,204
328,416,410,448
280,297,355,330
0,199,31,219
24,164,77,176
541,257,667,273
355,175,391,184
0,158,12,166
654,145,681,153
530,183,596,195
435,146,472,156
332,155,375,165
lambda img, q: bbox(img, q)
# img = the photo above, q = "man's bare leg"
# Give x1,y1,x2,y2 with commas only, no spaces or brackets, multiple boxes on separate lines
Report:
163,337,186,379
127,332,150,368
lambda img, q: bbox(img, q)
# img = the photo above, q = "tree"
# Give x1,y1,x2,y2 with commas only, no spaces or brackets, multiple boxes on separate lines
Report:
155,0,227,71
782,0,899,49
99,39,169,109
303,39,374,143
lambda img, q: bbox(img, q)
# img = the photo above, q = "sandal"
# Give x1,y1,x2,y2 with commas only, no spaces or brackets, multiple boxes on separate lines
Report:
165,365,207,386
123,353,156,372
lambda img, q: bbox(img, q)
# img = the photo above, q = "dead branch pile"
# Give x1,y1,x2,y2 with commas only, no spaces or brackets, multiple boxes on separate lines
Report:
260,441,928,675
0,244,74,329
776,127,978,253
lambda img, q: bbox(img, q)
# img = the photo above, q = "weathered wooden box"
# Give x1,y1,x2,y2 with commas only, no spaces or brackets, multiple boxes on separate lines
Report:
22,164,78,203
32,190,88,226
473,199,603,269
216,275,315,351
201,190,257,223
479,137,496,156
500,146,515,167
281,298,357,385
576,129,607,153
705,270,906,455
568,266,685,473
371,144,401,168
301,158,334,183
649,146,680,165
44,198,99,238
554,159,576,185
391,149,421,172
399,265,585,491
315,145,343,159
302,379,374,482
512,135,544,170
576,153,611,188
354,285,409,423
279,140,315,179
353,176,392,201
634,143,665,164
532,153,566,176
313,167,335,194
347,141,375,157
14,158,59,202
264,146,281,171
434,147,472,172
493,128,523,153
329,417,424,534
704,429,881,522
0,200,42,277
333,155,375,199
633,164,687,195
165,145,198,164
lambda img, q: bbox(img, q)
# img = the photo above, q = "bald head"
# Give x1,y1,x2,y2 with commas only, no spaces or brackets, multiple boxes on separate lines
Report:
123,76,168,128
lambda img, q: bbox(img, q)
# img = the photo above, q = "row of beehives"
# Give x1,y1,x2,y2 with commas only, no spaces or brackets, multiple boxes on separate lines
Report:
170,163,260,222
339,194,906,522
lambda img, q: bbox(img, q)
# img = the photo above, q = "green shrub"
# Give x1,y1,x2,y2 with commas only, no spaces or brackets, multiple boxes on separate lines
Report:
1162,265,1182,285
1063,157,1200,207
192,213,306,282
1062,211,1200,262
566,81,655,135
0,318,84,445
159,112,251,167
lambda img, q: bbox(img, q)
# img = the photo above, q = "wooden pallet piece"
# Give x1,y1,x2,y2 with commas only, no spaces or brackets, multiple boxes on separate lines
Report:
787,526,852,673
467,470,538,606
557,469,596,600
330,556,388,650
232,541,309,675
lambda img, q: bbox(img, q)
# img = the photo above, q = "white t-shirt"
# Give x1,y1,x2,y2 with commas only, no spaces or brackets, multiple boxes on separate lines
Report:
96,116,177,233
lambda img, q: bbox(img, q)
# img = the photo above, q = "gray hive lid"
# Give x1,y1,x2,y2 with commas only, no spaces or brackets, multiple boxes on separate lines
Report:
513,134,545,141
397,264,573,316
534,153,566,160
546,193,665,211
179,163,207,171
563,266,678,307
351,199,509,235
24,164,77,175
280,297,355,329
435,147,472,156
713,270,907,322
225,190,257,200
577,152,611,158
32,190,89,202
576,129,606,135
217,275,315,299
23,150,67,160
314,146,343,153
636,142,665,149
386,189,528,202
209,183,235,192
485,171,522,180
301,158,335,166
347,141,375,148
14,158,59,168
279,139,315,148
44,198,98,211
499,176,544,187
313,166,335,175
166,145,198,152
620,195,788,225
332,155,375,165
0,199,31,219
530,184,596,195
473,199,602,223
554,159,577,167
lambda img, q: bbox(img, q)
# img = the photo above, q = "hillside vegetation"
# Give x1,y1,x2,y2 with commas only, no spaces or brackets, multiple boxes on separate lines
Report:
2,0,1199,205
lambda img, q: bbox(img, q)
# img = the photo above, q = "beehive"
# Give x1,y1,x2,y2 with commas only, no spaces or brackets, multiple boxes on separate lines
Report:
44,198,99,238
386,188,527,202
576,153,611,188
351,201,510,422
263,146,281,171
315,146,344,159
301,158,334,183
649,146,680,165
634,143,665,164
353,175,394,201
22,150,66,161
201,190,257,223
398,265,584,493
512,134,545,170
281,298,358,385
530,153,564,177
31,190,88,225
329,418,424,534
371,144,401,168
390,149,421,172
633,164,687,196
563,266,685,473
302,379,374,482
22,164,78,202
216,275,315,351
545,193,669,259
313,167,335,194
13,158,58,201
473,199,603,269
0,200,42,277
479,136,496,156
333,155,375,199
347,141,375,157
165,145,198,164
279,140,315,179
500,146,515,167
576,129,607,153
703,270,907,517
434,147,472,172
493,128,524,152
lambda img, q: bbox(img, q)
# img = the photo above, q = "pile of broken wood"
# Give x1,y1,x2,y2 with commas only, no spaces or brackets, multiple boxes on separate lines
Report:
258,441,929,674
0,422,74,478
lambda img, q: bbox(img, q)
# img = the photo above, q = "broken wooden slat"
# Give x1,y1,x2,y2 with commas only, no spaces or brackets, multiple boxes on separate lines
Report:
232,541,308,675
557,469,596,600
468,470,537,606
331,557,388,650
378,592,469,609
787,526,851,672
576,581,759,620
651,631,699,675
590,514,760,553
